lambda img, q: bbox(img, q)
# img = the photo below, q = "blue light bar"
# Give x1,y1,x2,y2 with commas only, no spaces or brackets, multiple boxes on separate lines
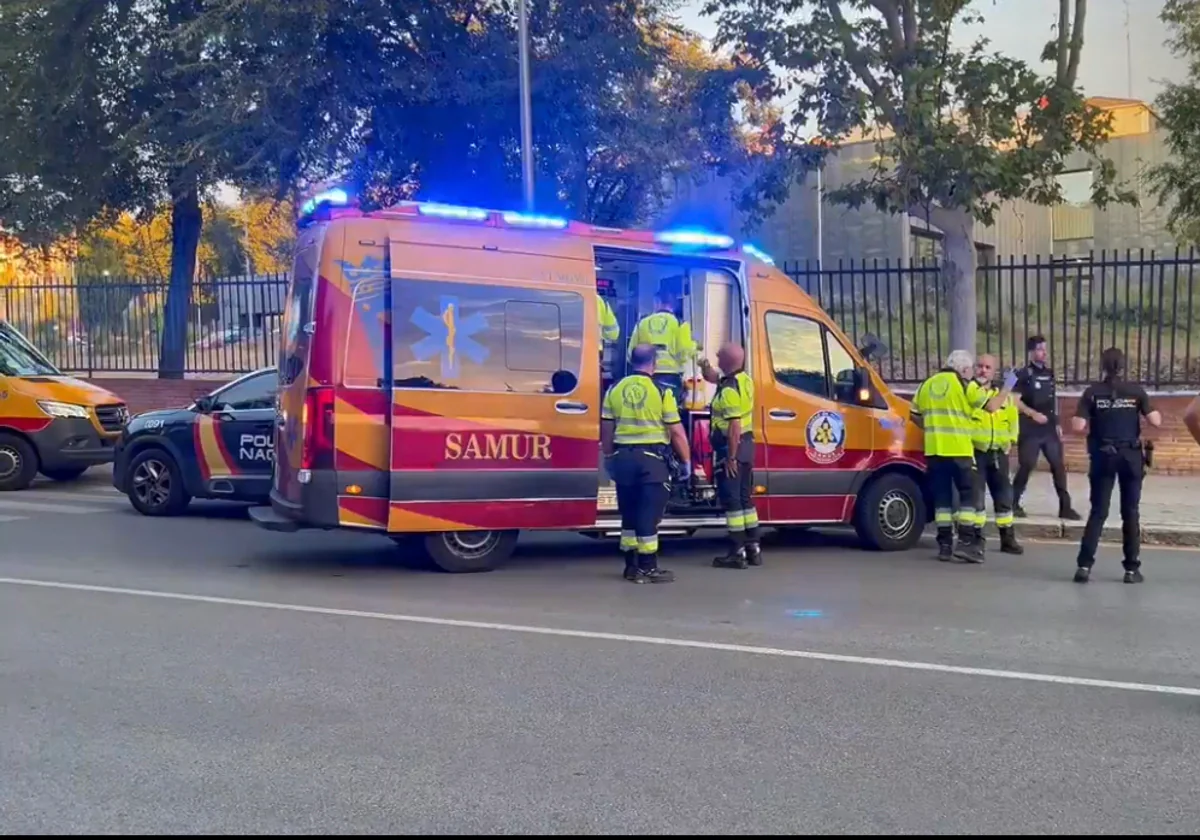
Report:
742,243,775,265
300,188,350,216
502,211,568,229
418,202,489,221
655,229,735,249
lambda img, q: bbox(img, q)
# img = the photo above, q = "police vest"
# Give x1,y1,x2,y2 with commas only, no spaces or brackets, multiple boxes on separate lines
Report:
971,387,1019,453
601,373,681,445
913,370,985,457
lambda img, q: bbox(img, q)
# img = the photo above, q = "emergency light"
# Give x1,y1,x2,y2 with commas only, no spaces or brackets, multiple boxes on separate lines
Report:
742,243,775,265
417,202,489,221
655,229,735,249
502,211,568,229
300,188,351,216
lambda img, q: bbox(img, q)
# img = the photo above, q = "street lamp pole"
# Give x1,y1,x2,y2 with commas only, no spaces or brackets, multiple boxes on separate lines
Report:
518,0,535,210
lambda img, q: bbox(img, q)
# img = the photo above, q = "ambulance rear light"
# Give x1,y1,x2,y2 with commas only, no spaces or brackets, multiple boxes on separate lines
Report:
502,211,568,229
742,243,775,265
655,229,735,249
300,386,336,471
417,202,489,221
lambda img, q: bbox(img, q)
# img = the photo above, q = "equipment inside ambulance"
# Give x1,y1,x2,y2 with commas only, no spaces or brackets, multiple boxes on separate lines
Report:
0,319,129,491
249,196,929,573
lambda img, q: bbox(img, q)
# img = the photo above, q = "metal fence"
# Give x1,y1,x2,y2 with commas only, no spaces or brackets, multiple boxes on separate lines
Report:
786,249,1200,388
0,273,289,376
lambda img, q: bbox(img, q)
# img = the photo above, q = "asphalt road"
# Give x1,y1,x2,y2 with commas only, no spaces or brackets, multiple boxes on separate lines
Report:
3,471,1200,834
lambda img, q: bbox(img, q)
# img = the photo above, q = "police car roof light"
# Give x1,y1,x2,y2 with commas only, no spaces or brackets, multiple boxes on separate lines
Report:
300,188,351,216
502,211,568,229
655,229,735,249
742,243,775,265
417,202,490,221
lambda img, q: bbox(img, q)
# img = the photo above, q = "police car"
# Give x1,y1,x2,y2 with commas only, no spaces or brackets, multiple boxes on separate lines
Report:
112,368,277,516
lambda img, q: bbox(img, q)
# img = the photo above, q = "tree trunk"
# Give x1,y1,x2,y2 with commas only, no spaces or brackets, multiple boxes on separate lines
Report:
925,205,978,356
158,183,202,380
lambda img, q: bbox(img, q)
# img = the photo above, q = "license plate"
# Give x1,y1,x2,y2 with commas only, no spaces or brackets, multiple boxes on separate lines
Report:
598,486,618,512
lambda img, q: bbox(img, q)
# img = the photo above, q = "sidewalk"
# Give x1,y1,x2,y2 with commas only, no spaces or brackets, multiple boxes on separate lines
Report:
1011,471,1200,547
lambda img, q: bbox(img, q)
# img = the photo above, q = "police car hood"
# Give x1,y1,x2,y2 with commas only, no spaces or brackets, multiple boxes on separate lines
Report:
126,406,195,431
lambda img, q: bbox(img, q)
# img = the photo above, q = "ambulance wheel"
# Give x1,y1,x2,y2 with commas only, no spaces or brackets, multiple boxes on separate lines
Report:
425,530,518,574
854,472,924,552
0,432,38,491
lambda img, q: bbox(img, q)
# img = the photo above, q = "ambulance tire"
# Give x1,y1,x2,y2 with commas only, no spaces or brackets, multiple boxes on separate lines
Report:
424,530,518,574
0,432,38,492
853,472,925,552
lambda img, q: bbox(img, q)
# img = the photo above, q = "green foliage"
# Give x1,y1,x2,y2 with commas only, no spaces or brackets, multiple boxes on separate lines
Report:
703,0,1134,226
1149,0,1200,244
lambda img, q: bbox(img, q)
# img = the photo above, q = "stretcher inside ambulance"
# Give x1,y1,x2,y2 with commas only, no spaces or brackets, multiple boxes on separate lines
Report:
250,196,929,573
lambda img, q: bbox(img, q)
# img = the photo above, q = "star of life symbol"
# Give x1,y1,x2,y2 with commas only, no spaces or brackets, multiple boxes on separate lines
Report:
410,295,489,380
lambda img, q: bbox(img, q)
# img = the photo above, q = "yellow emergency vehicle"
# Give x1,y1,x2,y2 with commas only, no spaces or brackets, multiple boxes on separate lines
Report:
249,194,930,572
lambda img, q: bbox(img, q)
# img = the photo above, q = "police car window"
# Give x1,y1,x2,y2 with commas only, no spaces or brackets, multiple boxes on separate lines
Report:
825,332,858,404
391,279,583,394
765,312,827,398
212,372,278,411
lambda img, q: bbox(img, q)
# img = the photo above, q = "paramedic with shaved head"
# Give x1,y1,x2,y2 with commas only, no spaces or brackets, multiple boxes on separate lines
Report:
911,349,1018,564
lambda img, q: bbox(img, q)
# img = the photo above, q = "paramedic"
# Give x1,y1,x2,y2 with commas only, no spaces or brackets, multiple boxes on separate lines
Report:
699,343,761,569
601,343,691,584
1071,347,1162,585
970,354,1024,555
598,293,620,345
911,349,1018,564
627,290,697,404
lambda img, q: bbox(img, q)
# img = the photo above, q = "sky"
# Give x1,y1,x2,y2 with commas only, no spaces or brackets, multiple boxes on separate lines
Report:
676,0,1186,106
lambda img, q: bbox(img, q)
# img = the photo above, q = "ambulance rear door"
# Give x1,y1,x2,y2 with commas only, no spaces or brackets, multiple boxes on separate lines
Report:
386,230,601,534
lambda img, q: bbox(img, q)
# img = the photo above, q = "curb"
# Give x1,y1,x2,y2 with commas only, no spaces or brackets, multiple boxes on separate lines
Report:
1000,520,1200,548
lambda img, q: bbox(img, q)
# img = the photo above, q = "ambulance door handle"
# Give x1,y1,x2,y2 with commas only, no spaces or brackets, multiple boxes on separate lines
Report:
555,400,589,415
769,408,797,421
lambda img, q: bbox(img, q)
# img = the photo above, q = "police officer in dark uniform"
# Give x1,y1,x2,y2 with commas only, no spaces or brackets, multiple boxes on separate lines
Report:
1071,347,1162,584
699,342,762,569
1012,335,1081,520
601,343,692,584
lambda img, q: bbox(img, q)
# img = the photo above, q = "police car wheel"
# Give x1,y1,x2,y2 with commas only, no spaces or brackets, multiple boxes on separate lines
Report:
424,530,518,574
854,473,924,552
0,433,38,492
126,449,190,517
40,466,88,482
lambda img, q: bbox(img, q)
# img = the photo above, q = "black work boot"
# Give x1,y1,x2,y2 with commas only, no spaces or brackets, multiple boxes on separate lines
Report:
974,525,986,552
713,546,748,569
953,525,984,564
1059,504,1082,521
936,528,954,562
623,551,639,582
1013,503,1027,519
999,527,1024,555
1124,568,1145,584
1074,566,1091,584
638,555,675,584
745,542,763,567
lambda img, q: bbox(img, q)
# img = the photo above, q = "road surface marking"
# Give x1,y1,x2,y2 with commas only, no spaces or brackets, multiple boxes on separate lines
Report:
17,490,127,504
3,575,1200,698
0,500,108,515
0,515,26,523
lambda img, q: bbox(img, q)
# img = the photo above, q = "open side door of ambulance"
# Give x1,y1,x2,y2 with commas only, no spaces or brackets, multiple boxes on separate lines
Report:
385,233,603,538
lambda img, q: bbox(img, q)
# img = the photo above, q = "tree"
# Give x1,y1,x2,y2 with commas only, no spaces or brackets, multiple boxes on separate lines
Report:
348,0,764,227
704,0,1134,353
1149,0,1200,245
0,0,349,377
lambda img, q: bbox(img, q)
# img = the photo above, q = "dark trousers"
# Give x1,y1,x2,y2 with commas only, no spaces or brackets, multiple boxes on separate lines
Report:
611,447,670,567
1078,447,1144,570
929,455,977,544
716,460,760,548
973,449,1015,529
1013,426,1071,509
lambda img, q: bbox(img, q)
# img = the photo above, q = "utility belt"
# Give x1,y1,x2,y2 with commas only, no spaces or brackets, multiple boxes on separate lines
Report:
712,428,754,462
614,442,669,456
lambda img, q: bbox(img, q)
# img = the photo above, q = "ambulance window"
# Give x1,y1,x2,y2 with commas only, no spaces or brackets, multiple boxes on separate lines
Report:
825,332,859,404
765,312,827,398
392,279,583,394
212,371,278,411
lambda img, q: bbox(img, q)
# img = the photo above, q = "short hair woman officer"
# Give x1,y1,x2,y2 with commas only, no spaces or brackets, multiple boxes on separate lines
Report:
1071,348,1162,584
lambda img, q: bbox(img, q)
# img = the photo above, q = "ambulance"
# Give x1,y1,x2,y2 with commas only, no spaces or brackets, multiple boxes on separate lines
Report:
249,193,929,572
